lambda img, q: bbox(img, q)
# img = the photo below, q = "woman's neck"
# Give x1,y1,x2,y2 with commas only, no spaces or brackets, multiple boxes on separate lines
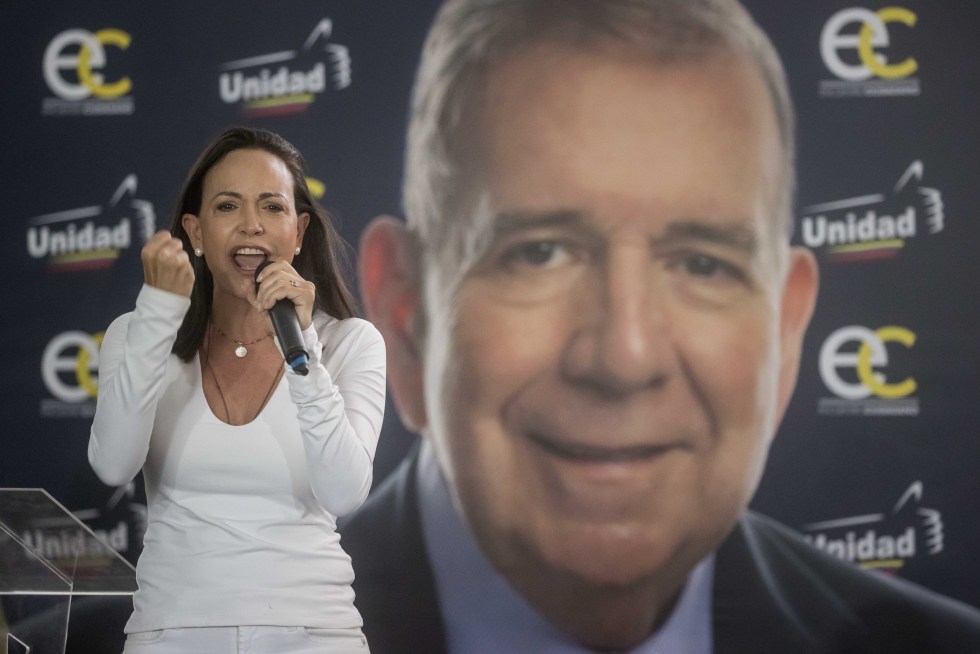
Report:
209,292,270,342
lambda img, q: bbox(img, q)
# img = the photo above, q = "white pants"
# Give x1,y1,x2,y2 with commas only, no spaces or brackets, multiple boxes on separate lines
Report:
122,625,370,654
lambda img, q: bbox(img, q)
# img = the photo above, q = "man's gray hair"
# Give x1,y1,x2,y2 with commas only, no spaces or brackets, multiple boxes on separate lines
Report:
404,0,795,277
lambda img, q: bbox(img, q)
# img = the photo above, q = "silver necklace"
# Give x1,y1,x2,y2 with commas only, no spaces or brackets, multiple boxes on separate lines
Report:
211,321,273,358
205,331,283,424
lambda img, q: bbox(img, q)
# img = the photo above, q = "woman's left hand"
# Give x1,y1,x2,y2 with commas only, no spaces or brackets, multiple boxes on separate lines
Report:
251,259,316,330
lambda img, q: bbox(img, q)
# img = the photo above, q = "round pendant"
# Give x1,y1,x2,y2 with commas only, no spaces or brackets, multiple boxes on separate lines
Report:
235,345,247,358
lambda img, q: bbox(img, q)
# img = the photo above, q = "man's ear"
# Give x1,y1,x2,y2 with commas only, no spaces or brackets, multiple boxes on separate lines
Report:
360,215,428,432
775,246,819,424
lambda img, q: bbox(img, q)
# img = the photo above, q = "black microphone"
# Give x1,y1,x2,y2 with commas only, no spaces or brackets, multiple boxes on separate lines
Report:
255,260,309,376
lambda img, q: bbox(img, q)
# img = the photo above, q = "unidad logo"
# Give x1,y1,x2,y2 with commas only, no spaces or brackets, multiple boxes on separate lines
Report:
218,18,351,118
819,7,920,98
26,175,155,272
799,161,943,263
817,325,918,417
42,27,134,116
802,482,943,573
61,484,147,562
19,485,144,572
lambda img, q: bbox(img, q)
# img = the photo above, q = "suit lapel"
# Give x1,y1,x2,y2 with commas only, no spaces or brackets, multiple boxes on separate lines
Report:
341,443,448,654
712,512,867,654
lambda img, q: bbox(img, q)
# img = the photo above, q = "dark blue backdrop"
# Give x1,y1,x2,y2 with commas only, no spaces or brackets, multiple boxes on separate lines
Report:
2,0,978,647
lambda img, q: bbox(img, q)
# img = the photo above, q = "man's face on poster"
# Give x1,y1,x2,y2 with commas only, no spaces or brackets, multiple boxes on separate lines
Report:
395,43,818,590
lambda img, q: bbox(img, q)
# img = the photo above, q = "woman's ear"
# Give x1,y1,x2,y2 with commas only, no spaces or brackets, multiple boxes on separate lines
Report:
359,215,427,432
182,213,202,251
296,211,310,252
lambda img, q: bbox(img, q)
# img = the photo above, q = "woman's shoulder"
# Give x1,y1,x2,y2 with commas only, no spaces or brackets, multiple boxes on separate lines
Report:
105,285,190,337
103,310,135,343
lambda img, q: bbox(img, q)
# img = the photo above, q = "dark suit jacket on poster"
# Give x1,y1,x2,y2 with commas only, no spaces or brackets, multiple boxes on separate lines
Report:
339,445,980,654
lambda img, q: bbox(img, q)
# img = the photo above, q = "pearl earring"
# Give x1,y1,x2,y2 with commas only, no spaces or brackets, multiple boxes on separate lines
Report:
194,248,203,257
295,247,301,255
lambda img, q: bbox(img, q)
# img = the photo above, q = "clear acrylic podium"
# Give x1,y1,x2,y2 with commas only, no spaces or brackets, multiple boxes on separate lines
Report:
0,489,137,654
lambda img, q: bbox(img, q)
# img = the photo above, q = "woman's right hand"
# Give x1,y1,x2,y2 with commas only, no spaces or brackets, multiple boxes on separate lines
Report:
141,231,195,297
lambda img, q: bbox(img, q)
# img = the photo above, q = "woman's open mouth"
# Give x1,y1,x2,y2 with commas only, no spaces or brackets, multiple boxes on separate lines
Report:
232,247,268,271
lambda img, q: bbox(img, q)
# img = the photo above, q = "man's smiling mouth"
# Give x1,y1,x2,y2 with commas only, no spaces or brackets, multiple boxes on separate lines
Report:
525,431,675,463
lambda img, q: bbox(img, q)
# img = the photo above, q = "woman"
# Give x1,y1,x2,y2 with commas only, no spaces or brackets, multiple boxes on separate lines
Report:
88,127,385,653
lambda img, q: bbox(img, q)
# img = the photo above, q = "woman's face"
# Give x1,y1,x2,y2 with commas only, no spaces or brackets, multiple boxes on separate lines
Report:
183,148,309,301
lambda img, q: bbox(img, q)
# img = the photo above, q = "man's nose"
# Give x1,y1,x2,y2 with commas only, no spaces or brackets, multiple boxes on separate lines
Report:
561,245,672,395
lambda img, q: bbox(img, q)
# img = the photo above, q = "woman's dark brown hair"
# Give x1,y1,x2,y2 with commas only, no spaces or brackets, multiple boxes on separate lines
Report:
170,126,357,361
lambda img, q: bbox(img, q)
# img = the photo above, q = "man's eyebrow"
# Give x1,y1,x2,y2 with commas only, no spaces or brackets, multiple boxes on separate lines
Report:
491,209,589,234
489,211,759,252
658,220,758,253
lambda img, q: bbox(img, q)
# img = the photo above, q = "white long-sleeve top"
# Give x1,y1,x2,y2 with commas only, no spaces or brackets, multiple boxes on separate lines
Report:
88,284,386,633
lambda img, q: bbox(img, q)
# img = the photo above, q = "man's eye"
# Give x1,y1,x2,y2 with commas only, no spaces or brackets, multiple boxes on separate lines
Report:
681,253,745,282
504,240,569,269
685,253,721,276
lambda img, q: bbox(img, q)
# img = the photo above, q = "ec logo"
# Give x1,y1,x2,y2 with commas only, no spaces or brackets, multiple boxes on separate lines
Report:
821,7,918,81
819,326,917,400
41,331,104,402
43,29,132,101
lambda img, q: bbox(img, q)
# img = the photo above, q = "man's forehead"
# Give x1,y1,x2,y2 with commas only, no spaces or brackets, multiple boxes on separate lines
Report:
473,56,778,216
491,208,761,251
422,43,788,275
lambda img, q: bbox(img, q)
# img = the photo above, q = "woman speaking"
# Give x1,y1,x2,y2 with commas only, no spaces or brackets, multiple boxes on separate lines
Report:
88,127,385,653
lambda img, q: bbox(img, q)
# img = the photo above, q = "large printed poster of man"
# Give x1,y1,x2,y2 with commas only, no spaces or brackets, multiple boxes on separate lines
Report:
341,0,980,651
3,0,980,652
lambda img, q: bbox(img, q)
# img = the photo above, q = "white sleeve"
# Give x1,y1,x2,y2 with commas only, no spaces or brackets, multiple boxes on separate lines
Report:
285,319,386,517
88,284,190,487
